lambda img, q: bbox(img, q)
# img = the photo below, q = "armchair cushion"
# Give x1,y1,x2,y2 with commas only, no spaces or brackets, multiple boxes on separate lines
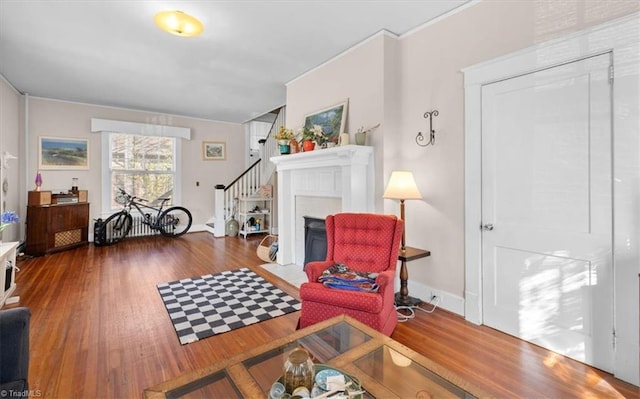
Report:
301,283,383,311
328,214,401,273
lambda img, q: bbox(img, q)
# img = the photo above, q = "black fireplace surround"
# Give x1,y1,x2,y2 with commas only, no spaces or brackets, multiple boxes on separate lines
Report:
303,216,327,268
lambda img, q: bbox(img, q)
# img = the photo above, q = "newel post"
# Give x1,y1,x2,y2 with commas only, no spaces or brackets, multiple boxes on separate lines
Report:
214,184,225,237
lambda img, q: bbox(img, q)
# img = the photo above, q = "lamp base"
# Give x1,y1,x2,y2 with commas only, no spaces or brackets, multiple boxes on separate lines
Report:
394,292,422,308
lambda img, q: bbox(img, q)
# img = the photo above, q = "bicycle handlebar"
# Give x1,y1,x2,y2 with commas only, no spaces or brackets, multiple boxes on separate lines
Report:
117,187,148,203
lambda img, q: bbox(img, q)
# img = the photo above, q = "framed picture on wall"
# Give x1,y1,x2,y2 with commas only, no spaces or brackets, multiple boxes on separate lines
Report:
203,141,226,160
304,99,349,144
38,136,89,170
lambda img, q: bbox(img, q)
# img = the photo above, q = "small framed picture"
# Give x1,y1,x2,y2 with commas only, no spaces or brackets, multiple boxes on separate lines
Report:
39,136,89,170
203,141,226,160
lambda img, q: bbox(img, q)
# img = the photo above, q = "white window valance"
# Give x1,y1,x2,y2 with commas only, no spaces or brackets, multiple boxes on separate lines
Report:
90,118,191,140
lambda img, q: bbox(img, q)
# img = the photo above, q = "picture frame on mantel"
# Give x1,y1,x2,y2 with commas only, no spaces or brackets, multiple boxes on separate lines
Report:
38,136,89,170
202,141,226,160
304,99,348,145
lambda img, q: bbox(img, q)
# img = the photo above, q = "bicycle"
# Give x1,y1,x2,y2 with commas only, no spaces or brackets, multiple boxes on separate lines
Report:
96,187,192,245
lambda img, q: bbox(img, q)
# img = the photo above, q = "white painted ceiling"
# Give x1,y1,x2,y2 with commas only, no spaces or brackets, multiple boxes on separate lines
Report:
0,1,469,123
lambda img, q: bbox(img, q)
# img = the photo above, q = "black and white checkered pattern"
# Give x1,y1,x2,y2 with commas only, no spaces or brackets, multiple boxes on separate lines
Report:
157,267,301,345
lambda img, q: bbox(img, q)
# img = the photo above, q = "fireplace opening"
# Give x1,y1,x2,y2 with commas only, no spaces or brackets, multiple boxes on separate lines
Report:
304,216,327,269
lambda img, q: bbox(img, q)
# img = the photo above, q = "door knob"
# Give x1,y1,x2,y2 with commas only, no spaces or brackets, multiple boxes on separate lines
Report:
481,223,494,231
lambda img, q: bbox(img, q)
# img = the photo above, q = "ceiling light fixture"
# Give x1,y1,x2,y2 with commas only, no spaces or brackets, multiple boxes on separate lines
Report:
154,10,204,37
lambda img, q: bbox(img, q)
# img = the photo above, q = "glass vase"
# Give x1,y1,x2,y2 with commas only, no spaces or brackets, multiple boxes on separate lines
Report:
35,171,43,191
282,347,314,394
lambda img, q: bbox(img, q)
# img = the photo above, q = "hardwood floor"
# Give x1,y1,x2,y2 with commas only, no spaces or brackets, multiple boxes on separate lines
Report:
7,232,638,398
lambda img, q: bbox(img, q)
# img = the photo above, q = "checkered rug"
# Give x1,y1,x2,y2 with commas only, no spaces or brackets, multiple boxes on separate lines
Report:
157,267,301,345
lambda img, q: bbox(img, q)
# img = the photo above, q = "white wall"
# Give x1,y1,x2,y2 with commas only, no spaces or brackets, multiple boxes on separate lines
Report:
286,32,394,212
0,77,21,242
22,97,245,233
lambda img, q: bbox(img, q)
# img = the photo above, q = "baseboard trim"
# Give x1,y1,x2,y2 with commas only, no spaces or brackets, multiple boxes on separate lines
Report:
403,279,465,317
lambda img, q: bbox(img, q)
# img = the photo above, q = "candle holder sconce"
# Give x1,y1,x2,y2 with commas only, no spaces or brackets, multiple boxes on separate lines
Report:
415,110,439,147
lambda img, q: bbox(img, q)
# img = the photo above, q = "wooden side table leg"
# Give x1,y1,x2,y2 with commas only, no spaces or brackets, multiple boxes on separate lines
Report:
395,259,421,307
399,260,409,298
395,246,430,308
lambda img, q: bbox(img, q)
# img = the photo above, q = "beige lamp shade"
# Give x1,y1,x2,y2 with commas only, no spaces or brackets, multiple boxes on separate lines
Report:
154,10,204,37
383,171,422,200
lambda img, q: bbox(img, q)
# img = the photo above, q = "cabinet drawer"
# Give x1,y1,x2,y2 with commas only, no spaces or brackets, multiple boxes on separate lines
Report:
49,204,89,231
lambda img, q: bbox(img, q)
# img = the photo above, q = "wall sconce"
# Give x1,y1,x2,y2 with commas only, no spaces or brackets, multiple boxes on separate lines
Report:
415,110,439,147
1,152,17,169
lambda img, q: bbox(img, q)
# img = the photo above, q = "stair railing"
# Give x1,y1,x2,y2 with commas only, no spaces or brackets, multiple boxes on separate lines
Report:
213,106,285,237
213,159,262,236
260,106,285,183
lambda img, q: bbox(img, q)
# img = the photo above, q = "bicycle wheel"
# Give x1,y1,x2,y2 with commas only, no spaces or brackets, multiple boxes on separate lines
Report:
158,206,192,237
101,211,133,245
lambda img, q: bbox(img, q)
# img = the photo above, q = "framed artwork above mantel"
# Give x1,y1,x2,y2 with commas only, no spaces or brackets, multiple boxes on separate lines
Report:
304,99,348,144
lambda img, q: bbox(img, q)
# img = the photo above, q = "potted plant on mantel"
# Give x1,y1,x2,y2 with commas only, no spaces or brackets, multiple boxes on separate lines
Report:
300,125,327,152
275,126,295,154
354,123,381,145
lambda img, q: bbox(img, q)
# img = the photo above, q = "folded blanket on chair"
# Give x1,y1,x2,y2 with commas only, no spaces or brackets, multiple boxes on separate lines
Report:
318,263,379,293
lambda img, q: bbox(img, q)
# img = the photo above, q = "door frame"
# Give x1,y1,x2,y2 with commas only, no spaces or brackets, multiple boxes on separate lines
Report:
462,13,639,384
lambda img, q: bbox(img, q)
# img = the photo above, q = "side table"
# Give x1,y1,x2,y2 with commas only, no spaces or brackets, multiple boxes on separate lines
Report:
395,246,431,307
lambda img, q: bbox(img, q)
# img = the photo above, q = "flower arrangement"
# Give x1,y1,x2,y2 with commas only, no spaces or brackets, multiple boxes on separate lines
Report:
356,123,381,136
274,126,295,141
301,124,327,145
354,123,381,145
0,211,19,232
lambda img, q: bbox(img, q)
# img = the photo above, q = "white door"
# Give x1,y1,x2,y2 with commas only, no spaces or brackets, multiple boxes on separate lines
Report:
481,53,613,371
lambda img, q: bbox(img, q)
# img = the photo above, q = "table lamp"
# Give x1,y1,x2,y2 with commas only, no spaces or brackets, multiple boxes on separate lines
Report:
383,170,422,252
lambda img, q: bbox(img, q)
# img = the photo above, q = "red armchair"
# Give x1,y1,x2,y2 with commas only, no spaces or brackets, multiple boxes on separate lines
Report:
299,213,403,336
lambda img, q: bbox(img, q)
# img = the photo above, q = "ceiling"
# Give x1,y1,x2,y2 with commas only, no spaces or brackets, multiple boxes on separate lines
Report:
0,1,470,124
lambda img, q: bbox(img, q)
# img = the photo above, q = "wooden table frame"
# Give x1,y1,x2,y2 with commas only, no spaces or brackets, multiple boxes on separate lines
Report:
395,246,431,307
144,315,492,398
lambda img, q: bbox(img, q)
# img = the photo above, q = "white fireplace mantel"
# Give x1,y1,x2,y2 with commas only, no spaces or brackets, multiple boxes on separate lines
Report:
270,145,374,265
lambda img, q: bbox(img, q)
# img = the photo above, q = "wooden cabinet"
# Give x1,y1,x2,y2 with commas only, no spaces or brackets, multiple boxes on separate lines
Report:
26,203,90,256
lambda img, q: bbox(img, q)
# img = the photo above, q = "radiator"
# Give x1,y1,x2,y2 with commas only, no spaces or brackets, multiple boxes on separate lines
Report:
130,215,161,237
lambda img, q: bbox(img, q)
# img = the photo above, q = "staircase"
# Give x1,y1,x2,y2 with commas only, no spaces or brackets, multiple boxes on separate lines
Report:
209,106,285,237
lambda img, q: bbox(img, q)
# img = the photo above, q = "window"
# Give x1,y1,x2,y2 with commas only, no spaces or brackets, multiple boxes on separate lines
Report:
103,133,180,212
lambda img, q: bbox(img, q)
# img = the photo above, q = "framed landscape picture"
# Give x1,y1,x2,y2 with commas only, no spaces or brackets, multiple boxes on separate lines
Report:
203,141,226,160
304,99,349,144
39,136,89,170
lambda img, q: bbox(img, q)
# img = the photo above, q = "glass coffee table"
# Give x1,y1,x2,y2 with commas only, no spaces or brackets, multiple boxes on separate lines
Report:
144,315,491,398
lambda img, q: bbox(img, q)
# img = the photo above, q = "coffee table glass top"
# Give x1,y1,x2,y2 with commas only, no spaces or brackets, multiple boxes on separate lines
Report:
354,345,476,398
144,315,490,399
